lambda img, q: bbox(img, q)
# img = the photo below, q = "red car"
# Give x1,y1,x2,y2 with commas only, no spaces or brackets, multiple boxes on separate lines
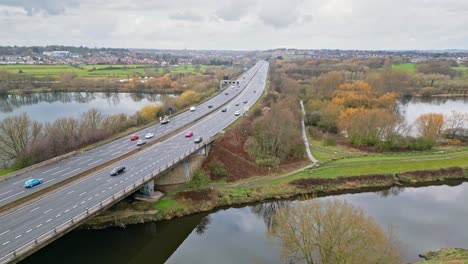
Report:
185,131,193,137
130,135,139,141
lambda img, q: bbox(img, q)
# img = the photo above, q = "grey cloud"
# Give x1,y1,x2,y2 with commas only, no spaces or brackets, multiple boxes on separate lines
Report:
258,0,304,28
0,0,79,15
169,11,203,22
214,0,252,21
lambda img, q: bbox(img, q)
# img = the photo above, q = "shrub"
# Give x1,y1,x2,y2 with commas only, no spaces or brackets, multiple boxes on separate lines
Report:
322,136,336,146
208,160,228,180
408,137,434,151
188,169,210,190
256,157,280,167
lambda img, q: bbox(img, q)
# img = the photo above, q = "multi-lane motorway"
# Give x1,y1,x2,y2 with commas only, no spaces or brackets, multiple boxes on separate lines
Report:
0,62,264,208
0,60,269,263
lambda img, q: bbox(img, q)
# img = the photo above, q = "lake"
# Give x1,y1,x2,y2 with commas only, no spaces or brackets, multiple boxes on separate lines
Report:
399,96,468,126
0,92,176,123
21,181,468,264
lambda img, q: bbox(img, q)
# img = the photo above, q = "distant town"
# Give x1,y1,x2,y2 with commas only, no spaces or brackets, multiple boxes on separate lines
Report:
1,46,468,66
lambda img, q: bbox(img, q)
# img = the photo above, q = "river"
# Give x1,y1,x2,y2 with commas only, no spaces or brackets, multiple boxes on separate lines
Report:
20,181,468,264
0,92,176,123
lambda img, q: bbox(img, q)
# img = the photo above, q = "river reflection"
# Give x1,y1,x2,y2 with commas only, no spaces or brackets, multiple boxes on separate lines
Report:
0,92,175,122
21,181,468,264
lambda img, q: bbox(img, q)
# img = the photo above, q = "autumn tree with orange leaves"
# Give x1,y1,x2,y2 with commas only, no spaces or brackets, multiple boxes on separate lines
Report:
415,113,445,142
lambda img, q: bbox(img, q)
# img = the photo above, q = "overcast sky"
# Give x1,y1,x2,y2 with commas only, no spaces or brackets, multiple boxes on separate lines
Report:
0,0,467,50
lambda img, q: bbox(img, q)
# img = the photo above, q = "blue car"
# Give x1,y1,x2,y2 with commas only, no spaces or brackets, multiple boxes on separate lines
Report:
24,178,43,188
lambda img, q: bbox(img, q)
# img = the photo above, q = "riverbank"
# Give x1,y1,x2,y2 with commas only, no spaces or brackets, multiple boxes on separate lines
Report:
82,166,468,229
417,248,468,263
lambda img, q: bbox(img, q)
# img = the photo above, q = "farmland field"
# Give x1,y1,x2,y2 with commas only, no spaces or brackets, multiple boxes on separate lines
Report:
0,64,207,78
453,65,468,77
392,63,416,73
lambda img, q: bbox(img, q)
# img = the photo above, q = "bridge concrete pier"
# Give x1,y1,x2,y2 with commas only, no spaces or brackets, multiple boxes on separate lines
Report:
154,144,211,186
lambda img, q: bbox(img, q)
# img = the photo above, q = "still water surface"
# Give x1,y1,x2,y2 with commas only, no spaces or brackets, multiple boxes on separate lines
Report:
21,181,468,264
0,92,174,122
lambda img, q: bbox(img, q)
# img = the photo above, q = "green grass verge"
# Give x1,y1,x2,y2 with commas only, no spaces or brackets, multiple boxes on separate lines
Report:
0,168,15,177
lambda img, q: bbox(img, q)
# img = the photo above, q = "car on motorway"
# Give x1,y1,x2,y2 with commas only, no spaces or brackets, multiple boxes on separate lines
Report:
208,105,213,108
160,116,170,124
130,135,139,141
221,108,227,112
194,136,203,143
234,111,240,116
235,103,240,106
190,106,196,111
110,166,126,176
136,139,147,146
145,133,155,139
243,100,248,104
225,92,228,95
24,178,43,188
185,131,193,137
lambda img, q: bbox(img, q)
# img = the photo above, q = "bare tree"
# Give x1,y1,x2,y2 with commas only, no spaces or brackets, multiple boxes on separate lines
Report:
269,199,402,264
0,113,42,160
444,110,468,138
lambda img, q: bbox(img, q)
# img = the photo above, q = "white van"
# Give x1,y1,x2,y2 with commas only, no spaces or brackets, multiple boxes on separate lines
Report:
190,106,196,112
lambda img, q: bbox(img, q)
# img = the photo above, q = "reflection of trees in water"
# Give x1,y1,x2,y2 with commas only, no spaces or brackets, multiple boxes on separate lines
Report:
377,186,404,197
195,215,211,235
251,201,292,229
0,92,169,114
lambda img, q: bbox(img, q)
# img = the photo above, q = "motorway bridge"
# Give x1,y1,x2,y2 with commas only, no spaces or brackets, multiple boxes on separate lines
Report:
0,60,269,263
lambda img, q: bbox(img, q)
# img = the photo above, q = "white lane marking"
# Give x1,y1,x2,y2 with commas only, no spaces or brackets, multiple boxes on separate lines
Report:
64,209,70,213
62,167,81,176
0,190,12,196
108,187,112,190
30,207,40,212
46,219,52,223
72,205,77,209
41,167,58,174
67,157,83,165
0,230,10,236
15,235,21,239
89,159,103,166
43,209,52,214
110,151,121,156
87,197,92,201
36,224,42,228
2,241,9,245
101,190,105,193
95,177,102,181
46,178,56,183
138,157,143,161
26,229,32,233
80,201,85,205
56,214,61,218
67,190,74,195
114,184,118,187
51,168,67,175
107,179,112,182
78,158,93,165
79,192,86,196
12,178,31,185
95,194,99,197
0,191,25,202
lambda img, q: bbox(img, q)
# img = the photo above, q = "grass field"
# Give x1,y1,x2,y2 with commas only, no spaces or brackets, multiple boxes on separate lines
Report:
0,64,207,78
392,63,416,73
453,65,468,77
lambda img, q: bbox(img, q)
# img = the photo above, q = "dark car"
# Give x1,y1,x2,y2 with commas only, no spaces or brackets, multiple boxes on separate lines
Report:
194,136,203,143
110,166,126,176
243,100,248,104
208,105,213,108
221,108,227,112
225,92,228,95
235,103,240,106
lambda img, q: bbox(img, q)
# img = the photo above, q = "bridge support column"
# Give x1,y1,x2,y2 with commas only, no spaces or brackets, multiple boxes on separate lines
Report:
139,180,155,197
